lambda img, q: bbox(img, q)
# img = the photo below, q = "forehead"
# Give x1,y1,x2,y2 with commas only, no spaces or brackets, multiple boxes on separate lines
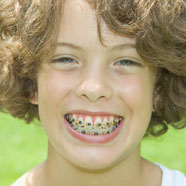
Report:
58,0,136,48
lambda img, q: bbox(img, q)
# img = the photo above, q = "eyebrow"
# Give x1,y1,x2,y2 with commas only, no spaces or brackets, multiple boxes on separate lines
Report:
57,42,136,51
57,42,82,50
110,43,136,51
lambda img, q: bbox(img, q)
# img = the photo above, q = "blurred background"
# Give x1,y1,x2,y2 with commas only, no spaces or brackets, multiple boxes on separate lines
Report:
0,112,186,186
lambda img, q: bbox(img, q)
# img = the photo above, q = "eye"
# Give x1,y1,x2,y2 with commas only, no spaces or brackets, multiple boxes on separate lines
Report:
52,57,78,64
115,59,142,67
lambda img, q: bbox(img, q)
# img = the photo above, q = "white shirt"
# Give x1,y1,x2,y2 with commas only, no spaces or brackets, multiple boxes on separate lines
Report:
156,163,186,186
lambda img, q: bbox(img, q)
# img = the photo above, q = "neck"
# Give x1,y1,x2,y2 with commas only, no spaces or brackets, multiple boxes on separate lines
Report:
42,142,148,186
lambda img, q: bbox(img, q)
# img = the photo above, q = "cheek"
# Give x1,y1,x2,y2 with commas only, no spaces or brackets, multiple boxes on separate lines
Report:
115,74,154,141
117,74,153,113
38,70,75,104
37,69,78,122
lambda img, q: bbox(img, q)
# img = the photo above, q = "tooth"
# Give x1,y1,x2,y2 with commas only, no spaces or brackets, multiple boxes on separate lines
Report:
115,119,119,123
85,116,92,125
99,127,106,135
103,117,108,123
81,130,86,134
68,114,73,121
94,117,102,126
72,114,77,120
103,117,109,126
109,126,113,132
109,116,114,123
94,132,99,135
78,116,83,123
65,114,70,121
73,125,78,130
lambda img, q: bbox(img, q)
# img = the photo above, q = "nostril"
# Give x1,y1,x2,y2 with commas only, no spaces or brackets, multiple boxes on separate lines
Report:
75,79,113,102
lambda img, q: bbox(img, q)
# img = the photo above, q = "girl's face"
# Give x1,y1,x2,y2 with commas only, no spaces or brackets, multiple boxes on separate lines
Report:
33,0,156,171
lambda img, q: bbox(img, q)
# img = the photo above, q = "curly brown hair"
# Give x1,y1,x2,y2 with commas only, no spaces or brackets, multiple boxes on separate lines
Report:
1,0,186,136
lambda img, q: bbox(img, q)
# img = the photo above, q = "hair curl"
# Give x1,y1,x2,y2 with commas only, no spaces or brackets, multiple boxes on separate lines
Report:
1,0,186,136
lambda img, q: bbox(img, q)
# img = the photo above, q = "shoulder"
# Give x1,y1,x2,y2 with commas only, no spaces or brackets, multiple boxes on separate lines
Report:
11,162,46,186
11,172,30,186
155,163,186,186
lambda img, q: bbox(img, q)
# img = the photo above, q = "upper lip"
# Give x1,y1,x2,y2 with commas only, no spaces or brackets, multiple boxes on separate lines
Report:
66,110,123,117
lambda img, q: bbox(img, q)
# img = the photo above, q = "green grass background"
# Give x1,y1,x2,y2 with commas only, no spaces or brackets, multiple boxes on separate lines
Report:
0,112,186,186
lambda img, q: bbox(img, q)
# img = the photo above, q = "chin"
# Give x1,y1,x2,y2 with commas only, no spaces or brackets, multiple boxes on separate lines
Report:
66,152,122,173
70,161,117,173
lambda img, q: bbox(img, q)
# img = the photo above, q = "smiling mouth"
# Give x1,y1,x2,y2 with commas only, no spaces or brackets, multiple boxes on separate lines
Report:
64,113,123,135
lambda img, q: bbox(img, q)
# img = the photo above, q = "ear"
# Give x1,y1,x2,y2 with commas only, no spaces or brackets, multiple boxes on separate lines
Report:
29,92,38,105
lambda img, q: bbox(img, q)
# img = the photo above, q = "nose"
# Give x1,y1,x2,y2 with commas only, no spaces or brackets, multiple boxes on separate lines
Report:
76,67,113,102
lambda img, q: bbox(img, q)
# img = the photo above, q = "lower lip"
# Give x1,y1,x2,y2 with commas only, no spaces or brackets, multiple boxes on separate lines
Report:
64,117,124,144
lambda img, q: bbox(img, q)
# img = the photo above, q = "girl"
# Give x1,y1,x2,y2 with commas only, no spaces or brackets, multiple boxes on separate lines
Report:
1,0,186,185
